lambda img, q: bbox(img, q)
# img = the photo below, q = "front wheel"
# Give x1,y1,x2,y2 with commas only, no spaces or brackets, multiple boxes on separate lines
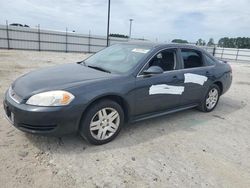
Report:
79,99,124,145
198,84,220,112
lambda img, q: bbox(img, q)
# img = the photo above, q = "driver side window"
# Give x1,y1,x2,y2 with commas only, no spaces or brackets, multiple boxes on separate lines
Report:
148,49,177,72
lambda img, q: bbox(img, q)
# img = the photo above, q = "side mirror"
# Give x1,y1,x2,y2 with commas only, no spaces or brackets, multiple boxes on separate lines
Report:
143,66,164,75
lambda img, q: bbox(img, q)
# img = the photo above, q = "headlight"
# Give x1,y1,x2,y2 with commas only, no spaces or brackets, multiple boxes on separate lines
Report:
26,90,75,106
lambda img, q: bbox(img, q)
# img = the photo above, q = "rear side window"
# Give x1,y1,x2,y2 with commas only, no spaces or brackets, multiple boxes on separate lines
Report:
204,54,216,66
181,49,203,69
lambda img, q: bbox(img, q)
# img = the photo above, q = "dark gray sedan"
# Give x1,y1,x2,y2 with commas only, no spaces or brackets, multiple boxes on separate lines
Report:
3,43,232,145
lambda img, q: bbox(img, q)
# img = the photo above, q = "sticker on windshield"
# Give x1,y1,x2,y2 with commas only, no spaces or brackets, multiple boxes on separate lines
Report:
132,48,150,53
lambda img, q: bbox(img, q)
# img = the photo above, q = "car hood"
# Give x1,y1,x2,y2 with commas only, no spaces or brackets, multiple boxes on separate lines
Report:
12,63,113,98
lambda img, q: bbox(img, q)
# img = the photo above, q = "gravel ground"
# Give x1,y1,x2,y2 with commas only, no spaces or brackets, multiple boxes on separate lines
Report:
0,49,250,188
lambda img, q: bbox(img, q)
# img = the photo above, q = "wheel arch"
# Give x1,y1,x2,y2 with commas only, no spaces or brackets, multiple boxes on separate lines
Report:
80,94,130,126
213,81,223,95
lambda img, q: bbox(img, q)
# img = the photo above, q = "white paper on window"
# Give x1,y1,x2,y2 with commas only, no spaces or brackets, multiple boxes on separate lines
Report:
184,73,207,85
149,84,184,95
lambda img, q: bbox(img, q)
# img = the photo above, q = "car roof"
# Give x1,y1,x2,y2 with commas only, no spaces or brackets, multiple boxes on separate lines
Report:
124,41,205,51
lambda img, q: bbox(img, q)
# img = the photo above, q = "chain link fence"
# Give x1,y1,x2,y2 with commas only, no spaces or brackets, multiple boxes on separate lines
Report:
199,45,250,62
0,23,144,53
1,23,250,62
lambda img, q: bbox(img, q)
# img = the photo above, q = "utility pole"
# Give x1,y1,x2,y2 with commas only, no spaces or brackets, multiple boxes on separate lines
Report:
106,0,111,46
129,19,133,39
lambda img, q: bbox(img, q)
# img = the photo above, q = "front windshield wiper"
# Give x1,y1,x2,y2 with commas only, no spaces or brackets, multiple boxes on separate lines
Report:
87,65,111,73
77,60,86,66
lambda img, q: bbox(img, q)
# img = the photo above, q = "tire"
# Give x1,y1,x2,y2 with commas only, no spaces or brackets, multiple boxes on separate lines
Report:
79,99,124,145
198,84,221,112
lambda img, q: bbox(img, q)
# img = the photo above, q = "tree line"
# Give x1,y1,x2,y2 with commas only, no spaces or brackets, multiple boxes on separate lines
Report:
109,33,250,49
172,37,250,49
172,38,215,46
217,37,250,48
109,33,129,38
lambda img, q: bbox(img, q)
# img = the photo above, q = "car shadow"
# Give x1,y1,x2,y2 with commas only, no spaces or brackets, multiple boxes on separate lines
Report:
25,96,245,154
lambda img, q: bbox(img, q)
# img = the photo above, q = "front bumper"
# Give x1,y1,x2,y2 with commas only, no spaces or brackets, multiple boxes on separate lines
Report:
3,91,85,136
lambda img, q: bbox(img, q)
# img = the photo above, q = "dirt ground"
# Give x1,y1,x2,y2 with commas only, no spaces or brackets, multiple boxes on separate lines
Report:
0,49,250,188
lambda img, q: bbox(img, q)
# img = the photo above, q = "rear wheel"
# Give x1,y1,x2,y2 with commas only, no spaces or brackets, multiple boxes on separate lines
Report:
79,99,124,145
198,84,220,112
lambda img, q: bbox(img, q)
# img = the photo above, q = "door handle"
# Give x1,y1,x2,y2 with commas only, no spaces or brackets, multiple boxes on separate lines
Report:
172,75,182,83
206,71,211,77
173,75,185,81
173,75,178,79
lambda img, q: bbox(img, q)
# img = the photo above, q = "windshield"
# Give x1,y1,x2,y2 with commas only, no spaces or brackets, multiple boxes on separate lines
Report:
84,44,152,74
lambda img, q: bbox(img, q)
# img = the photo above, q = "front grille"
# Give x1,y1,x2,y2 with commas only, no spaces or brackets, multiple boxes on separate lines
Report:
9,87,22,103
19,123,57,132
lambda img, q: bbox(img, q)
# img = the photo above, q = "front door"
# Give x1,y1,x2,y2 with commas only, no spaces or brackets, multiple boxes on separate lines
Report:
134,49,183,116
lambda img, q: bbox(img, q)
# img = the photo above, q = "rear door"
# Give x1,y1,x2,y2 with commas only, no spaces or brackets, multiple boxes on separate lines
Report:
177,48,215,105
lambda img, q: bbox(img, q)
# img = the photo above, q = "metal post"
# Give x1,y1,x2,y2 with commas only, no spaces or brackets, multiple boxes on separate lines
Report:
221,47,224,59
6,20,10,49
106,0,111,47
129,19,133,39
38,24,41,51
65,27,68,53
236,48,239,61
212,45,216,56
88,30,91,53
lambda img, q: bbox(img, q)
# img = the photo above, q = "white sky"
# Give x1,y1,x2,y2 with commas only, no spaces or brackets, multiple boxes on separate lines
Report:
0,0,249,43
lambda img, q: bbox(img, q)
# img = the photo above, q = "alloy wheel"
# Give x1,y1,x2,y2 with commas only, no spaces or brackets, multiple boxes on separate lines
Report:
206,88,219,110
90,107,120,140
